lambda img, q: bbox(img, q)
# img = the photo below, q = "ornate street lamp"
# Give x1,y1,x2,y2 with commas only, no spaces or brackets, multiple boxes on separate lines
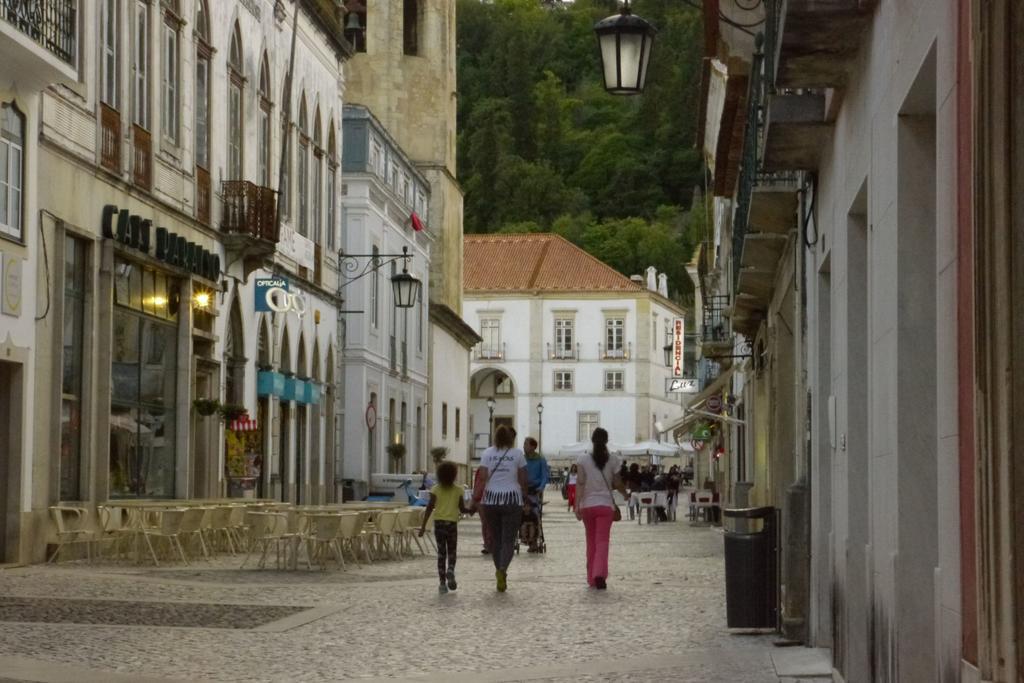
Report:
536,402,544,452
487,397,496,446
338,245,421,312
390,266,420,309
594,2,657,96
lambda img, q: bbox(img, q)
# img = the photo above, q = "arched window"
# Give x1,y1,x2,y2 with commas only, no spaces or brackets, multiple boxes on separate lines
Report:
296,333,308,380
403,0,419,55
161,0,182,144
258,54,273,187
326,122,337,250
194,1,212,222
0,102,25,240
227,23,244,180
279,328,292,375
297,94,309,237
225,298,246,405
257,318,272,369
312,107,323,246
280,82,291,219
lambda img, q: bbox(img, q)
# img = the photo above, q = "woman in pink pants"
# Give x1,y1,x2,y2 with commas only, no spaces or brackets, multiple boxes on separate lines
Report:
574,428,629,589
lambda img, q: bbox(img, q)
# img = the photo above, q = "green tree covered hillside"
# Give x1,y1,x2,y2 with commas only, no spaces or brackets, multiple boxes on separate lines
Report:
456,0,707,301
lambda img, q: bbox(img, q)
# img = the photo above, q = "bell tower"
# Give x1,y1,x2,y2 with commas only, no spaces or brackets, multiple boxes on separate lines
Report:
343,0,462,310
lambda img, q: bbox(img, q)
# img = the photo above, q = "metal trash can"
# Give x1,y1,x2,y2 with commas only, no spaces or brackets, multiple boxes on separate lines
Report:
723,506,778,629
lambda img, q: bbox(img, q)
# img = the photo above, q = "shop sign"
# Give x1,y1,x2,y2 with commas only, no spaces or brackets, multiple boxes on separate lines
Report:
672,317,685,377
277,224,316,270
1,251,23,317
102,205,219,281
692,423,712,440
255,277,306,317
666,377,698,393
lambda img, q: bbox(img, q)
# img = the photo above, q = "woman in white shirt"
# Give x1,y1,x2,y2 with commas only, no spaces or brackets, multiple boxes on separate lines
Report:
473,425,528,592
574,427,628,589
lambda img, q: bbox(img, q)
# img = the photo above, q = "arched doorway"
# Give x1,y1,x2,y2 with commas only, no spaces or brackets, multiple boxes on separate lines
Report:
469,368,516,459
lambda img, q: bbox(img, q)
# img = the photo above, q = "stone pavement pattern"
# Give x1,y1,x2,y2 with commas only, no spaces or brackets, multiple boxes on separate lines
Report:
0,505,821,682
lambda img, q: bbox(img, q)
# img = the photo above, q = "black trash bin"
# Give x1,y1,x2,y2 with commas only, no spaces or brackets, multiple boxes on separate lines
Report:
723,506,778,629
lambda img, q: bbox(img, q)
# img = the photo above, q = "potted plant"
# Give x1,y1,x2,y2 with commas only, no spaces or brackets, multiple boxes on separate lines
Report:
386,442,407,462
218,403,248,422
193,398,221,417
430,447,448,465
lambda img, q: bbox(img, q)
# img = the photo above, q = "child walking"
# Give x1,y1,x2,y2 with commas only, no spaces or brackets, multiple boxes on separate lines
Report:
418,461,470,594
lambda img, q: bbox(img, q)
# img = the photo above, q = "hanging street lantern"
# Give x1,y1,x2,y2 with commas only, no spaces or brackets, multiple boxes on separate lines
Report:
390,268,420,309
594,2,657,96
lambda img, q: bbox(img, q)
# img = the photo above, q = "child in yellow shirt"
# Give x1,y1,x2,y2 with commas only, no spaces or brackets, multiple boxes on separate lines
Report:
418,461,470,593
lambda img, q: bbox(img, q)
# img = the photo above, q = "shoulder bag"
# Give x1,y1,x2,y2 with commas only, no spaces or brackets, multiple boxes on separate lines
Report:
598,465,623,522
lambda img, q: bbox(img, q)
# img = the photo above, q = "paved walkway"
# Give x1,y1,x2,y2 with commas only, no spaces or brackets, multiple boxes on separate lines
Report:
0,504,830,682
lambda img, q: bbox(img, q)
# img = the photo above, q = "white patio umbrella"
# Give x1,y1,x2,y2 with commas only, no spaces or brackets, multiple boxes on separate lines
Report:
619,440,680,458
557,441,625,458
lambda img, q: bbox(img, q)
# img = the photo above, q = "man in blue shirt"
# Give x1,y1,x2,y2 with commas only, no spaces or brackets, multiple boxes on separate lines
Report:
523,437,549,552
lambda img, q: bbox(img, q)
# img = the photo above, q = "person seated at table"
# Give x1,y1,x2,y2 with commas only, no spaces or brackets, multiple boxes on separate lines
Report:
651,473,669,522
625,463,643,520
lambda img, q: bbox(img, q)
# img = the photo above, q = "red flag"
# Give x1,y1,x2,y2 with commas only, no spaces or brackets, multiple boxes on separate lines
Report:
410,212,425,232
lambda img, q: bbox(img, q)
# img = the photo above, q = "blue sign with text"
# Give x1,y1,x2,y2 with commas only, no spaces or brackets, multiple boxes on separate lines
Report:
255,277,288,312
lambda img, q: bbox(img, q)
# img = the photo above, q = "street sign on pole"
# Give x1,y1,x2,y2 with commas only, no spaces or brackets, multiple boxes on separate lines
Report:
666,377,699,393
707,395,723,413
672,317,685,377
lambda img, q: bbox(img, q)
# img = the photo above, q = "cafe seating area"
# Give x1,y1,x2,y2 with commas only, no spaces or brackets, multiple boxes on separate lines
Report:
47,500,434,571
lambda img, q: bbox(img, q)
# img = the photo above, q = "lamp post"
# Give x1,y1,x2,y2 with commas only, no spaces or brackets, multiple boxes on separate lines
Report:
536,402,544,453
337,245,422,312
487,397,496,446
594,1,657,95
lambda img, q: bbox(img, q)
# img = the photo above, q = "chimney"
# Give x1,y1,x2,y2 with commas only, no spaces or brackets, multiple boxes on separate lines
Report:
630,275,644,286
645,266,657,292
658,273,668,298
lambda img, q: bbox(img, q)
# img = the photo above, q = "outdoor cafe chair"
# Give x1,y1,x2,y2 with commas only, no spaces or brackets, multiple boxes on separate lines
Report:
178,507,211,562
97,505,135,561
367,511,402,560
140,508,188,566
636,492,659,525
399,509,427,556
48,506,95,563
204,506,237,554
337,513,371,565
307,514,345,570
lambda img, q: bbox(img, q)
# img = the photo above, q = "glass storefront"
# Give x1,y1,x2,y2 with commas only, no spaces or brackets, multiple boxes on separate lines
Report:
110,257,180,498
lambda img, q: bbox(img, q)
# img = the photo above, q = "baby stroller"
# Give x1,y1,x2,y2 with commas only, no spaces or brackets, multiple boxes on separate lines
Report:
515,490,546,554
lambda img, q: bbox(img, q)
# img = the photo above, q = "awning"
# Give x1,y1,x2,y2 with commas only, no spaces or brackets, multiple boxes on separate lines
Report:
659,367,736,436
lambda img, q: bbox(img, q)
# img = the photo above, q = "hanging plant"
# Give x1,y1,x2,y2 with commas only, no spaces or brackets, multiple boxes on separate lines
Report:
193,398,221,417
386,443,407,461
218,404,248,422
430,447,448,464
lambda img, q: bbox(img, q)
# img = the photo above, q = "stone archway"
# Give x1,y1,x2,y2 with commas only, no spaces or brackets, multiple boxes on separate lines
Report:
469,368,517,458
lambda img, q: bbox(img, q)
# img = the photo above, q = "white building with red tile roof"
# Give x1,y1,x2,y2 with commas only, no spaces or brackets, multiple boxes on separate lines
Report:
463,233,690,462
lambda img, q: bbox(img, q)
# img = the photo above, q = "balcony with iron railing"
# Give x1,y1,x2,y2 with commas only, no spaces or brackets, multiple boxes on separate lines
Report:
220,180,280,277
701,295,733,351
599,342,631,361
1,0,78,87
475,343,505,362
547,342,579,361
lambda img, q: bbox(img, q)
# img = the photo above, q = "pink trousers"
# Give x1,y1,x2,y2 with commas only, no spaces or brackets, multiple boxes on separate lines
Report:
581,505,615,586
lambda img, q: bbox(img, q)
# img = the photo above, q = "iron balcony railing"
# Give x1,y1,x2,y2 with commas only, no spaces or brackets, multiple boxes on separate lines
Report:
702,295,732,344
475,343,505,361
599,342,631,361
2,0,77,65
732,28,768,288
547,342,579,361
221,180,279,242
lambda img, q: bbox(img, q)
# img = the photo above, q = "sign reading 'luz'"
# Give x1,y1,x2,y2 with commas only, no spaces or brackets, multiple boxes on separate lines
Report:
255,277,306,317
672,317,685,378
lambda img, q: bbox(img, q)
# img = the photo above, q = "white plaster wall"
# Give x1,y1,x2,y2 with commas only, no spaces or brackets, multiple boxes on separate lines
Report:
429,324,471,469
804,0,961,677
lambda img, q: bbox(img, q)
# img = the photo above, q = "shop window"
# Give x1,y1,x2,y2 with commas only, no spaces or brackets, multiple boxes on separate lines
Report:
60,237,88,500
110,257,180,498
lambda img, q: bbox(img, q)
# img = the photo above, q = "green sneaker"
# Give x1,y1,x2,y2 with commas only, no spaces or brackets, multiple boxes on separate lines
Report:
496,569,507,592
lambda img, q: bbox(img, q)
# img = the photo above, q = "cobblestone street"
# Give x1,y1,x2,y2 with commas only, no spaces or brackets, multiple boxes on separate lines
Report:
0,507,822,682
